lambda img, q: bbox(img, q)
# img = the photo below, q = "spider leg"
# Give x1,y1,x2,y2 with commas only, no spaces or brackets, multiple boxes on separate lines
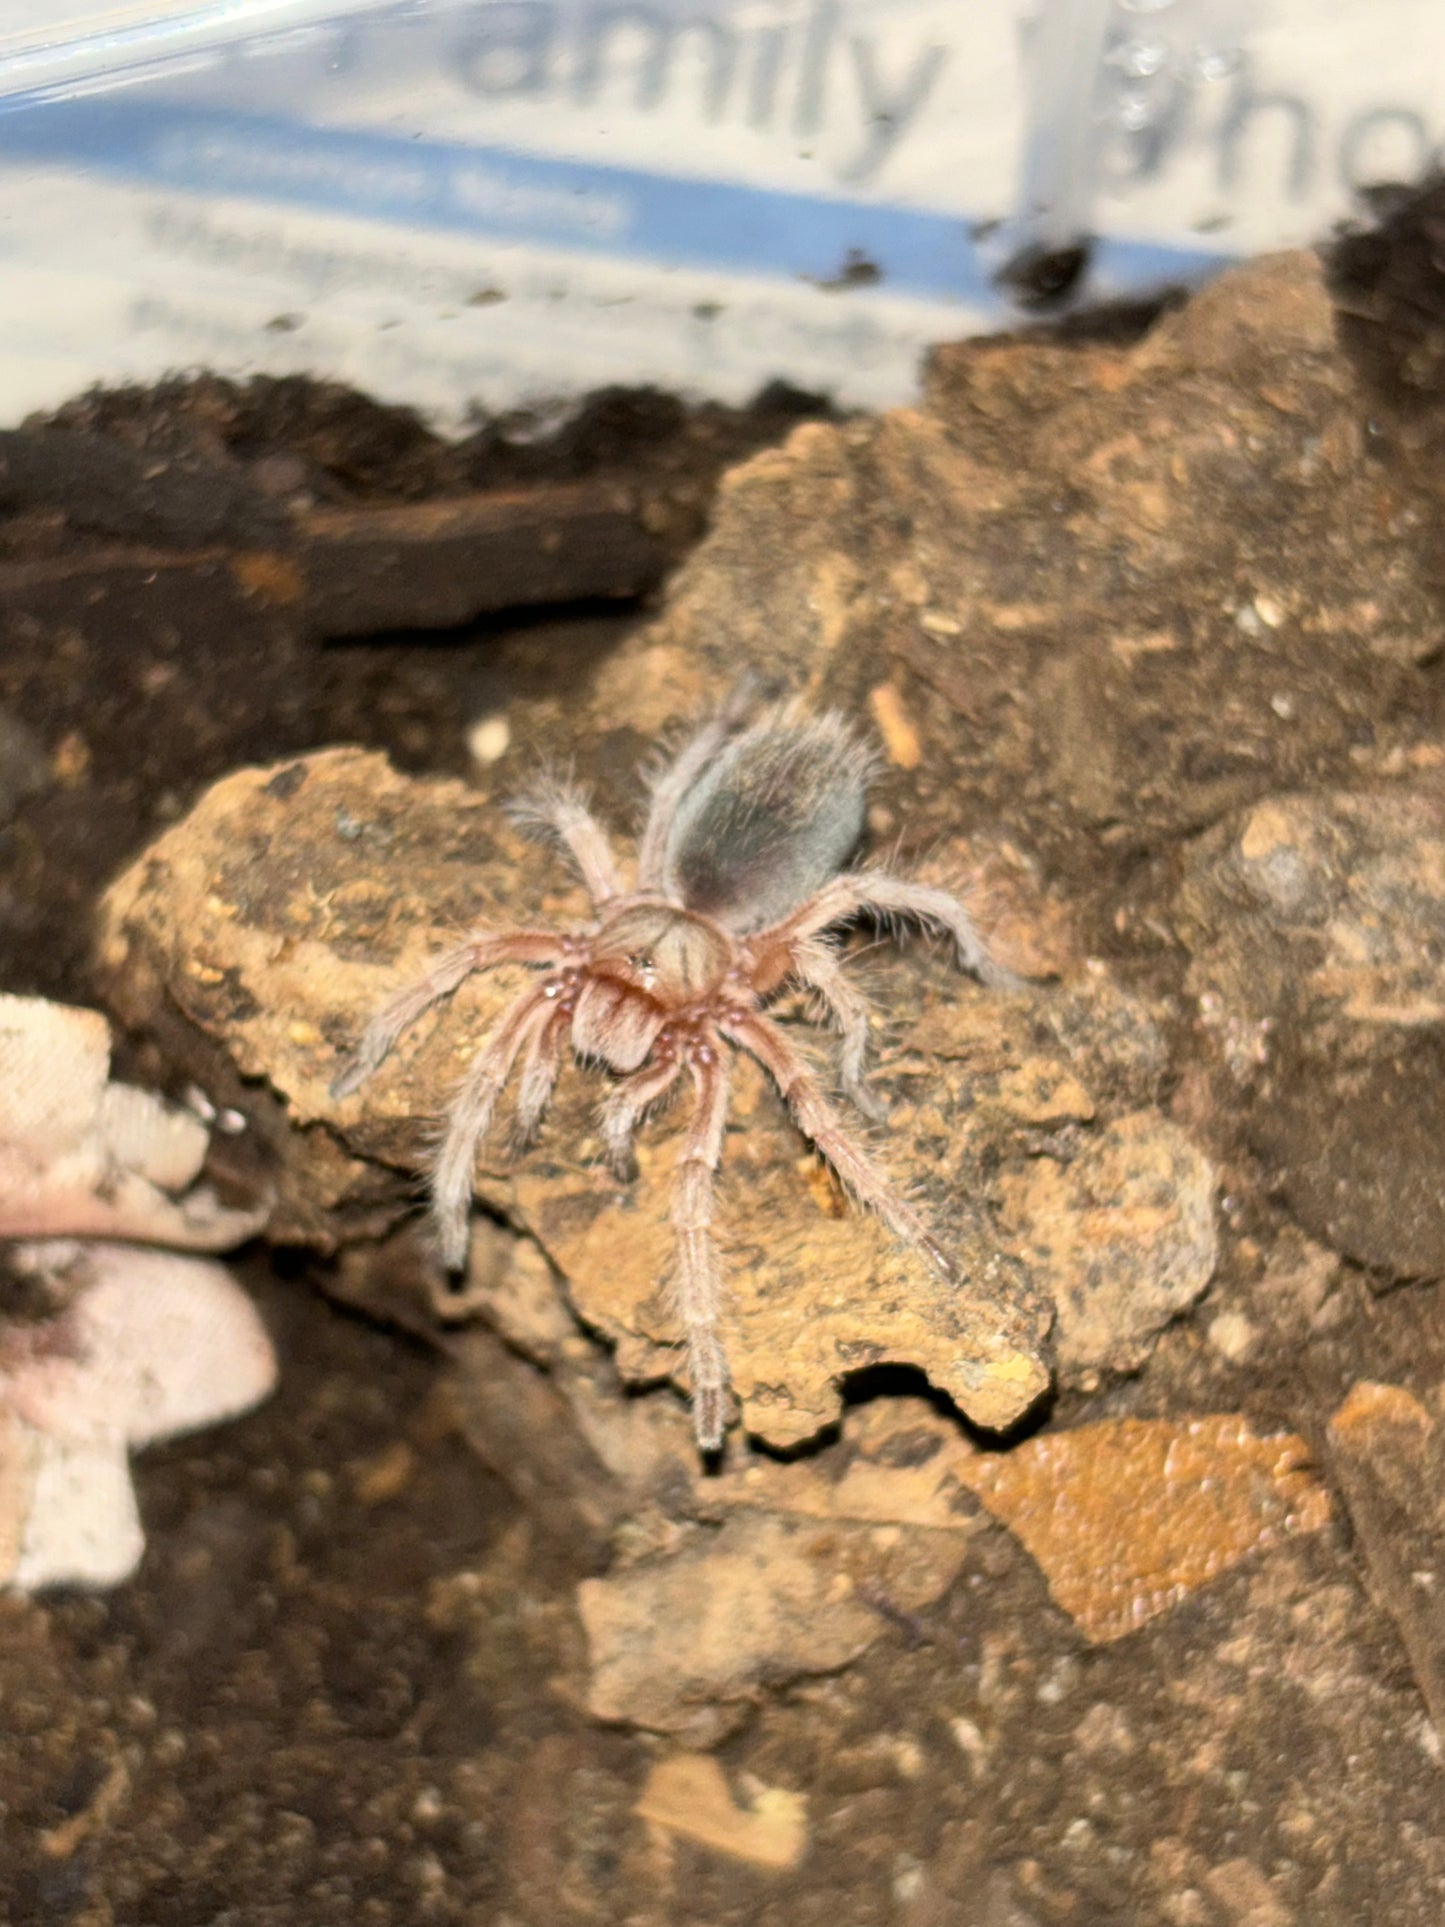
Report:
722,1011,955,1282
787,936,885,1120
510,779,622,907
598,1046,683,1178
511,1000,573,1149
431,983,558,1269
754,872,1018,990
672,1041,733,1452
330,930,566,1099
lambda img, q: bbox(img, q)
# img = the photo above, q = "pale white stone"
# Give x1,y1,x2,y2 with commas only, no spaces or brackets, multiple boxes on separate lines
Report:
0,993,269,1248
1207,1310,1257,1363
0,997,277,1592
13,1429,144,1592
96,1082,209,1192
1,1244,278,1591
466,712,511,766
0,993,110,1159
6,1244,278,1448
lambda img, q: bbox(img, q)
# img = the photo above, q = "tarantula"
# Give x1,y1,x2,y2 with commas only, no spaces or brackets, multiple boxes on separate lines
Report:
331,703,1014,1451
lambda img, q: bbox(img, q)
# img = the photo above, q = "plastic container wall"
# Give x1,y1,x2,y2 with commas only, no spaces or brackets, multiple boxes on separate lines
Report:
0,1,1441,427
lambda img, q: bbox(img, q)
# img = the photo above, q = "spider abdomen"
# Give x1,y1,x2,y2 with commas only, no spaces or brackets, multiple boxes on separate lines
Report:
663,712,870,933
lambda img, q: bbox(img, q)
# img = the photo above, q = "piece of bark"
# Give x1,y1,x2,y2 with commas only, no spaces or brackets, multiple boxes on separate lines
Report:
0,481,669,642
295,484,668,635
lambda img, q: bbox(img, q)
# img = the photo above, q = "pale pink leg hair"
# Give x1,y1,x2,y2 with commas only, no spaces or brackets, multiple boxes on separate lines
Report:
761,872,1018,990
672,1046,733,1450
512,1001,573,1147
330,930,565,1098
789,936,885,1119
431,984,557,1269
511,780,621,906
599,1050,682,1175
723,1011,955,1282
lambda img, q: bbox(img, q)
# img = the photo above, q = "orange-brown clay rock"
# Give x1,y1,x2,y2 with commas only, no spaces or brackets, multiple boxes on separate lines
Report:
957,1413,1332,1643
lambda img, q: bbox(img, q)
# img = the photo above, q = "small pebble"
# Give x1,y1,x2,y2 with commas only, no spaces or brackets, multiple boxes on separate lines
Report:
467,713,511,766
1207,1310,1257,1362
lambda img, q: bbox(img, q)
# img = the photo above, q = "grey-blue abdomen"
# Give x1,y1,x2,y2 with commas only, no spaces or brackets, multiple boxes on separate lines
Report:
664,712,871,933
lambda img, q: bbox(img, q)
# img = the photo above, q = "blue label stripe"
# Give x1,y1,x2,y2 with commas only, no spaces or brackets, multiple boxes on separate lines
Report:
0,96,1234,301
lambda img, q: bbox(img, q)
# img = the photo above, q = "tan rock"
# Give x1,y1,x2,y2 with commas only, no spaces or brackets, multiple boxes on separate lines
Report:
97,748,1056,1447
578,1508,970,1743
998,1111,1218,1382
97,735,1224,1439
635,1754,807,1870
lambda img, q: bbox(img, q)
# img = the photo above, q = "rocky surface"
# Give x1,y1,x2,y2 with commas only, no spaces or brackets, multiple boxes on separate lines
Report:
96,744,1215,1449
579,1506,975,1745
998,1111,1217,1385
89,247,1445,1754
1176,781,1445,1277
579,252,1440,861
575,1398,1330,1732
